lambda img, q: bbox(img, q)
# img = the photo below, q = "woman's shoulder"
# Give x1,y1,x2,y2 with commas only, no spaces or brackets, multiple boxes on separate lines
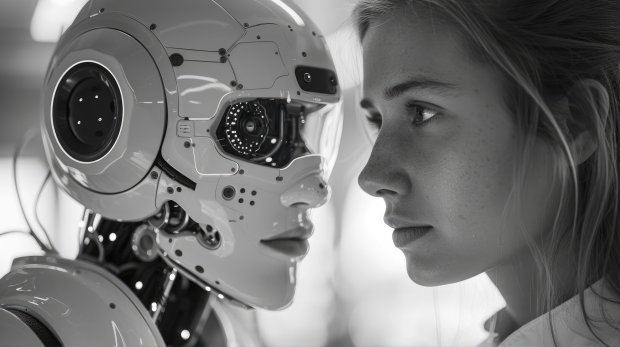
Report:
492,278,620,347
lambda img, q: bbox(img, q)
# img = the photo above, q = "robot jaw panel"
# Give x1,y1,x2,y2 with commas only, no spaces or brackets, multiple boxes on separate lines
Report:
152,153,328,310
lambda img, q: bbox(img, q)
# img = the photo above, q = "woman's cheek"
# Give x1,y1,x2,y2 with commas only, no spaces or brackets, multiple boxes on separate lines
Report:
435,134,518,243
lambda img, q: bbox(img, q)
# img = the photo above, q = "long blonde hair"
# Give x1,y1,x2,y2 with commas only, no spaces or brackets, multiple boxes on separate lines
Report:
354,0,620,344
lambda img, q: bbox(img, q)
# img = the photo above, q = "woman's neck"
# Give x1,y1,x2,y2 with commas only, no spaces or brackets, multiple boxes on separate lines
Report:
486,245,576,336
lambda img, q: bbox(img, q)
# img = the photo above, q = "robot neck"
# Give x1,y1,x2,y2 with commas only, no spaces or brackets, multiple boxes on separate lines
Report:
78,217,224,346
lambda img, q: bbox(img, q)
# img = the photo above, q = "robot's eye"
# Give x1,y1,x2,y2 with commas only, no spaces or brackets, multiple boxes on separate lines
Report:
216,99,311,168
223,101,270,156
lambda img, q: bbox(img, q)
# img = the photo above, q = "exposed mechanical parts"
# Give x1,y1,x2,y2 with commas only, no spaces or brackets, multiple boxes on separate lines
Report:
76,212,225,346
224,101,270,156
131,224,159,262
198,224,221,250
148,201,222,250
216,99,312,167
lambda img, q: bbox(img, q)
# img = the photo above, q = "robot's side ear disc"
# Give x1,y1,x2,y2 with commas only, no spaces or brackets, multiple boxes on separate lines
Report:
43,27,166,196
52,62,123,162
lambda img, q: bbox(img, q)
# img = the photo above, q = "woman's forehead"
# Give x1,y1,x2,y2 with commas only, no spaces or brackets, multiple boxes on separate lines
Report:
361,9,473,100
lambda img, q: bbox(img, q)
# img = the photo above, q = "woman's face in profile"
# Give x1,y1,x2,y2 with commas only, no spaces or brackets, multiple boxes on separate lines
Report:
358,7,560,285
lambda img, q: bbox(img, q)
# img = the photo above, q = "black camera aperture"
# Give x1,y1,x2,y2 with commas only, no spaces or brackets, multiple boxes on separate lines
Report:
295,66,338,95
52,62,123,162
216,99,310,168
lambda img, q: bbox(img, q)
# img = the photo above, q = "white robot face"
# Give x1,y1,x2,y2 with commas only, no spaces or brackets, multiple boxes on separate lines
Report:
41,0,342,309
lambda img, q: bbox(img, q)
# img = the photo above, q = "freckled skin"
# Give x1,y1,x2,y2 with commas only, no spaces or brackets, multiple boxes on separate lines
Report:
357,8,560,286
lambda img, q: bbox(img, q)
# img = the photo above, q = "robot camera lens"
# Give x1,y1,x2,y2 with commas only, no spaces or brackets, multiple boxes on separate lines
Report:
221,101,270,156
216,99,312,168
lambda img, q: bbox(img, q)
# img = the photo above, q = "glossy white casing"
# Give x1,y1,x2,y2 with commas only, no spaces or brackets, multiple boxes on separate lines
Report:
40,0,342,309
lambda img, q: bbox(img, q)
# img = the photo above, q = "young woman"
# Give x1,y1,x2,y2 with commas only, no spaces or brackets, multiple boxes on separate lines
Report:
354,0,620,345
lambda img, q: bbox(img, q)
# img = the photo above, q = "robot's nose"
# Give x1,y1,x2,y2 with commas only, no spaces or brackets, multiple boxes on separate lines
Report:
280,174,330,208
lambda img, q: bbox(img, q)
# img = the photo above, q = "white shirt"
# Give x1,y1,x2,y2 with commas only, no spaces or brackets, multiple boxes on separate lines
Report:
477,279,620,347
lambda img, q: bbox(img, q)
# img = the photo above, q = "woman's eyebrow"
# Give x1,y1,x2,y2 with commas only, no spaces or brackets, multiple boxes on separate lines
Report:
360,77,458,109
384,77,459,100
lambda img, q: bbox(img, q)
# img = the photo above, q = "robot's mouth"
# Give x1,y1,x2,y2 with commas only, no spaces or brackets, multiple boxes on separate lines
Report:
259,225,314,259
260,239,310,259
261,224,314,242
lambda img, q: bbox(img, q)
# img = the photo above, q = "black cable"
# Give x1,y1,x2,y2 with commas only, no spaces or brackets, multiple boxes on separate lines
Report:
13,128,56,254
84,233,105,262
34,171,58,254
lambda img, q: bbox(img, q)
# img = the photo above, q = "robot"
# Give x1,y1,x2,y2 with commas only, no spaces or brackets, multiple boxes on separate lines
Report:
0,0,342,345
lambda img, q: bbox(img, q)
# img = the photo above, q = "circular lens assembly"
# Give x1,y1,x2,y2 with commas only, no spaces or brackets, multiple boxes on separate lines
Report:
224,101,269,156
52,62,123,162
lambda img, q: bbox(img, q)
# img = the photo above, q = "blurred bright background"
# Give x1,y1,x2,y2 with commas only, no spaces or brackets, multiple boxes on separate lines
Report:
0,0,505,346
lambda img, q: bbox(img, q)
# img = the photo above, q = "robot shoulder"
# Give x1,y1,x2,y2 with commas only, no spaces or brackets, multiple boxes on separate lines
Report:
0,256,165,347
0,308,47,347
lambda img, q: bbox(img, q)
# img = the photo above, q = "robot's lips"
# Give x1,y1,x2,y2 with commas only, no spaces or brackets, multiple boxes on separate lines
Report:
260,225,314,259
260,239,310,259
262,223,314,241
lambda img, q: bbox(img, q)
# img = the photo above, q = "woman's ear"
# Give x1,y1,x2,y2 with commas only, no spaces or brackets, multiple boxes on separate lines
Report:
559,79,608,165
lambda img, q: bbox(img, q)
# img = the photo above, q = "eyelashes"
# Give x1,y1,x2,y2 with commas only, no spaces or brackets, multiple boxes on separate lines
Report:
407,102,441,126
363,103,442,131
365,114,382,129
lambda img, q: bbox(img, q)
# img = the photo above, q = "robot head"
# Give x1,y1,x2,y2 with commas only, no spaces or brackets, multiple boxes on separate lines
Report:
41,0,342,309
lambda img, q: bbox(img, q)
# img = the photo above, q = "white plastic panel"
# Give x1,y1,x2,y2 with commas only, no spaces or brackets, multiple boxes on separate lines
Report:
192,137,239,176
90,0,245,51
43,28,165,194
228,42,289,90
175,61,236,119
215,0,314,29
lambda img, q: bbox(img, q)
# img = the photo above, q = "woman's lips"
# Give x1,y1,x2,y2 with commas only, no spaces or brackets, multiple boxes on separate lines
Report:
392,226,433,247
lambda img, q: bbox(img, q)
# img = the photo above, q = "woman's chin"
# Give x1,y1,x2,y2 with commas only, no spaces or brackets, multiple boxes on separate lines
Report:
404,255,465,287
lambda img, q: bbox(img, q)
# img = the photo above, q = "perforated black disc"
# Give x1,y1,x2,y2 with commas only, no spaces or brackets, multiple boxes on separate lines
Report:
52,62,123,162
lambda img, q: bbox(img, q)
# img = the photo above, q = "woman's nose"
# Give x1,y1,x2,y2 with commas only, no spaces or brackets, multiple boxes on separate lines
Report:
358,144,407,198
280,174,330,208
358,157,385,197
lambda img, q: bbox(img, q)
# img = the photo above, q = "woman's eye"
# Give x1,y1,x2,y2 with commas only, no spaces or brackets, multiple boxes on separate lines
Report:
408,103,441,126
364,114,382,129
363,113,382,142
